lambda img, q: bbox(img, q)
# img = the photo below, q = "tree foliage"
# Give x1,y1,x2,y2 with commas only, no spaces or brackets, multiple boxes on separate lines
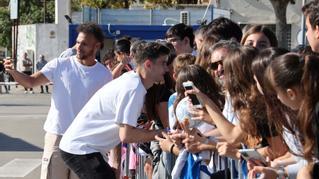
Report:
73,0,198,9
19,0,55,24
73,0,135,9
0,6,12,49
0,0,55,50
0,0,8,7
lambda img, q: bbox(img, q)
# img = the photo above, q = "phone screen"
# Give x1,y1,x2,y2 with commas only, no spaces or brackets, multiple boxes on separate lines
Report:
188,94,201,106
239,149,267,166
184,86,201,106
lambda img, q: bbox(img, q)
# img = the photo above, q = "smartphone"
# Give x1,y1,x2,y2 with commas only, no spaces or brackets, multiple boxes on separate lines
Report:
238,148,267,166
182,81,203,108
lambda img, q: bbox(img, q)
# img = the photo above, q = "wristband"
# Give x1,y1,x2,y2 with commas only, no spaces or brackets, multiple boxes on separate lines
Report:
169,143,175,153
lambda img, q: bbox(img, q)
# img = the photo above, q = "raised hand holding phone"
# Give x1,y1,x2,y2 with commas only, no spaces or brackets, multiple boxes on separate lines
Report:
183,81,203,108
239,148,267,166
3,58,14,71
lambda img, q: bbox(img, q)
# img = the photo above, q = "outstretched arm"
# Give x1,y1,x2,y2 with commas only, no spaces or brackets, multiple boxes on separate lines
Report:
186,86,245,144
4,59,49,88
119,124,163,143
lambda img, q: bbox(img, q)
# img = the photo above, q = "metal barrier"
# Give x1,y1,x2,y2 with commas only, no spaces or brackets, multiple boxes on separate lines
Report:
0,82,18,85
121,143,246,179
136,151,148,179
123,143,131,179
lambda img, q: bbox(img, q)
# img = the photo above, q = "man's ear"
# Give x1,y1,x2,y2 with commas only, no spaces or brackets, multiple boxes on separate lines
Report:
144,59,152,70
95,42,102,51
183,37,190,46
286,88,297,100
315,25,319,39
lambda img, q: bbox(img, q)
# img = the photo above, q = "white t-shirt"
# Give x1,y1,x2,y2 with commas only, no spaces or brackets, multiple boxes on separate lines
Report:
41,56,112,135
222,94,239,124
59,71,147,155
168,92,177,129
59,48,76,58
283,128,308,178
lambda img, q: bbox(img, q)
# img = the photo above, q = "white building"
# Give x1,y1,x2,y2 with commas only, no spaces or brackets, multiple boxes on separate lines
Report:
17,0,305,67
17,0,70,70
72,1,303,49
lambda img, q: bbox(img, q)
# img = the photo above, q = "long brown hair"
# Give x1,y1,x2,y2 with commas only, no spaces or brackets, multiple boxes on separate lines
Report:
252,48,296,136
224,46,269,139
300,56,319,161
195,35,221,70
266,53,319,161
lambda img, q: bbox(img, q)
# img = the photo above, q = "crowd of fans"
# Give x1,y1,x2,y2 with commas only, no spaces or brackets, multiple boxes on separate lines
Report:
4,1,319,179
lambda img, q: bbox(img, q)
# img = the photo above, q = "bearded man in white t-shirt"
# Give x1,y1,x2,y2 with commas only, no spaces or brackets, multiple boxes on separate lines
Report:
59,42,169,179
4,23,112,179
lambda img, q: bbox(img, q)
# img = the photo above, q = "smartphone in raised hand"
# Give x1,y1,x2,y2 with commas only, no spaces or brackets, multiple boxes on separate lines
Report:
238,148,267,166
182,81,203,108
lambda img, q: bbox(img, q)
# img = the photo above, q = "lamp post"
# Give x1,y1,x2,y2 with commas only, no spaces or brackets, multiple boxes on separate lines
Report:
10,0,19,68
40,0,47,23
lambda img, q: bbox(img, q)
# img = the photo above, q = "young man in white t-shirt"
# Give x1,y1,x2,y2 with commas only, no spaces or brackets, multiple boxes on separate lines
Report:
4,23,112,179
59,42,170,179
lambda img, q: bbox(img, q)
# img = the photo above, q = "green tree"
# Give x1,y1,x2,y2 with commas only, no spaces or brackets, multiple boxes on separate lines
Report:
0,0,11,50
74,0,199,9
0,0,8,7
0,6,12,49
19,0,55,24
0,0,55,51
74,0,135,9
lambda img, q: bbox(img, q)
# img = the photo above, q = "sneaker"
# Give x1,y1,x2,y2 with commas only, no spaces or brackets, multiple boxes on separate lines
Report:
29,91,34,94
24,91,28,94
40,91,44,94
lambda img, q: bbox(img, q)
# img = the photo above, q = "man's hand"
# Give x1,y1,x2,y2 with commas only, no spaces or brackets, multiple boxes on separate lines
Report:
4,59,14,72
183,129,207,153
155,132,175,152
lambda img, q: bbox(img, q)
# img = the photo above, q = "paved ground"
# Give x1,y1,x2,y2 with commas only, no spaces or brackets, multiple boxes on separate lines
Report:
0,86,51,179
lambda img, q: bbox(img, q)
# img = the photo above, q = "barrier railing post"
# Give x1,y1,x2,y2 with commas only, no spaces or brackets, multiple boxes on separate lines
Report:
122,143,130,179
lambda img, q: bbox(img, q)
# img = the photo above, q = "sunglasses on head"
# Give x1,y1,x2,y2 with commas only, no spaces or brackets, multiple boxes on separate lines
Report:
210,61,223,70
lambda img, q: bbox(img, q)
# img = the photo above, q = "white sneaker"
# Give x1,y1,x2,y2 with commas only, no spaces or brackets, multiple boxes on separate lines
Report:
24,91,28,94
29,91,34,94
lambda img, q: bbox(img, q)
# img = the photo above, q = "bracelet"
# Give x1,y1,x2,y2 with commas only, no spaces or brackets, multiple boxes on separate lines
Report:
169,143,175,153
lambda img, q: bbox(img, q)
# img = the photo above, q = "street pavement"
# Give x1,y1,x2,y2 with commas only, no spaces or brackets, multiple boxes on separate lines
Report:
0,86,51,179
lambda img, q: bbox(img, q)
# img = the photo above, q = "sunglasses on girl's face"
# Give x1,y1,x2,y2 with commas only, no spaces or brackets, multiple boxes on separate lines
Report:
210,61,223,70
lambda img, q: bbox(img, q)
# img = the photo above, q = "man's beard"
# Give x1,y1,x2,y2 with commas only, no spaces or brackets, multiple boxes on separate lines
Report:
76,53,87,60
214,75,225,91
76,50,94,60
